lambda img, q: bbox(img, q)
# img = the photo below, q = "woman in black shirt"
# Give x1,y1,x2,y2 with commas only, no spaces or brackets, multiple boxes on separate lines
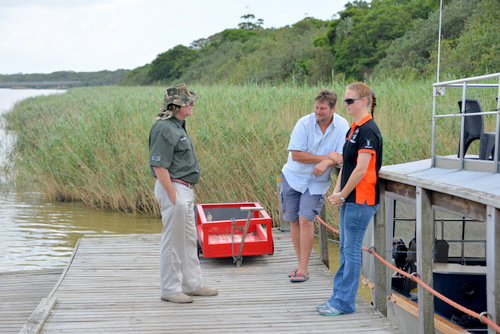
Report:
318,82,383,316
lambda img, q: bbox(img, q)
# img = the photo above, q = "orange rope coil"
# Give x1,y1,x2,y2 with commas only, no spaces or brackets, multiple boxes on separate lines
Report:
316,215,500,333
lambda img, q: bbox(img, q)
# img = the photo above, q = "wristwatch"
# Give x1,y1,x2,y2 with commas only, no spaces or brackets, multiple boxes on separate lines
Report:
338,193,346,203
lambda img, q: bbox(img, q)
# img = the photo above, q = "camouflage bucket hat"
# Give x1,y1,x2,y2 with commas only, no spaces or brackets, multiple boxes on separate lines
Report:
160,83,199,111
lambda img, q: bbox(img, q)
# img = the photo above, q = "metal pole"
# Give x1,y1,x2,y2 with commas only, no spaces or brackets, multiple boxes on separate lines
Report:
459,82,468,169
436,0,443,83
431,87,438,166
495,77,500,172
234,207,263,267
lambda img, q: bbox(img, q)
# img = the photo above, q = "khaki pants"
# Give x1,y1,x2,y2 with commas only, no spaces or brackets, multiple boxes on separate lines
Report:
155,180,203,296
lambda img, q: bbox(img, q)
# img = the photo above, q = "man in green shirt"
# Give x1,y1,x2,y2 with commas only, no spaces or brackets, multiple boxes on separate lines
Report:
149,83,218,303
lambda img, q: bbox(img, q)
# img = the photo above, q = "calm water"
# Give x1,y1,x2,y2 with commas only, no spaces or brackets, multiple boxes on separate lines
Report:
0,89,161,272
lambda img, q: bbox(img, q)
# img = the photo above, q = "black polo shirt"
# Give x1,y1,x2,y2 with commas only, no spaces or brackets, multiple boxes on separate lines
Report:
341,114,383,205
148,117,200,185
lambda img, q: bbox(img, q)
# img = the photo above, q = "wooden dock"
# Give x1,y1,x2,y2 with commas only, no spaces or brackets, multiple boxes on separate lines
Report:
22,231,400,333
0,269,62,333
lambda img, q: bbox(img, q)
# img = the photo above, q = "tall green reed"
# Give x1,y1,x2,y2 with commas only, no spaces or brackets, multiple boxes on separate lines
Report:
4,80,491,227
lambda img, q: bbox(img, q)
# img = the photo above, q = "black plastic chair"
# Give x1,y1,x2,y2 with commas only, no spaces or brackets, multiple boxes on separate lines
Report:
457,99,495,160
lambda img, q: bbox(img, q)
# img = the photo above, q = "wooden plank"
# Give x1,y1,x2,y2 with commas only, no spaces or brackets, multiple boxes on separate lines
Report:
0,269,62,334
486,206,500,334
28,232,400,333
19,297,57,334
387,293,470,334
319,205,329,268
386,180,416,200
385,177,487,221
374,180,388,316
432,192,486,221
416,187,435,334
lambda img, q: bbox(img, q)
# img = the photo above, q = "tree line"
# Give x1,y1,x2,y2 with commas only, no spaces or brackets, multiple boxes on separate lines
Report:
2,0,498,86
122,0,499,86
0,70,129,87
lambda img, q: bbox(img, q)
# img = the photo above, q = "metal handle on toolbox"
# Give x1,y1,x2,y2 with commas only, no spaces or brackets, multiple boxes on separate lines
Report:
240,207,264,211
234,207,264,267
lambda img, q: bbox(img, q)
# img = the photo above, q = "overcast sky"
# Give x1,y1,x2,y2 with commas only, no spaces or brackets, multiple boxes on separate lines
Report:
0,0,350,75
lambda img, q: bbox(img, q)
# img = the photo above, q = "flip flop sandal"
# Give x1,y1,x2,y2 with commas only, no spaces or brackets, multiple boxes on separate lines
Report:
288,268,298,278
290,273,309,282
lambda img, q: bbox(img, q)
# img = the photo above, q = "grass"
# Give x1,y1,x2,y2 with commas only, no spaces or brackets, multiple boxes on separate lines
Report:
2,80,498,228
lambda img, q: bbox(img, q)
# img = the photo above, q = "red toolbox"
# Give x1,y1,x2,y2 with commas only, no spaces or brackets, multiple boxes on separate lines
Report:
195,202,274,260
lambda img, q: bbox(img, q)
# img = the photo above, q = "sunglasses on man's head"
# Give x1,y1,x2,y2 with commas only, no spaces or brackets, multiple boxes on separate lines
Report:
344,97,365,105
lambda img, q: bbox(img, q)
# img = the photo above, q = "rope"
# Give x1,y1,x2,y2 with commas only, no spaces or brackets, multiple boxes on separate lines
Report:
316,215,500,333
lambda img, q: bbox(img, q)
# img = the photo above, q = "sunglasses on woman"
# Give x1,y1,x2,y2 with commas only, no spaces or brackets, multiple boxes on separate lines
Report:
344,97,365,105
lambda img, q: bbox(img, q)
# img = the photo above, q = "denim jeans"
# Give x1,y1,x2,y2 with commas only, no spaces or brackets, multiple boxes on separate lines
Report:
328,202,379,314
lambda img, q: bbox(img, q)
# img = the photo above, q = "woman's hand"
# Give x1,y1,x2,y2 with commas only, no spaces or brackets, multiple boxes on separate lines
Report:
328,192,343,207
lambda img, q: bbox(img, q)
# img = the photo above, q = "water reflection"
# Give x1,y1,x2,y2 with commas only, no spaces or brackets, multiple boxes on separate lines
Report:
0,89,162,272
0,191,161,272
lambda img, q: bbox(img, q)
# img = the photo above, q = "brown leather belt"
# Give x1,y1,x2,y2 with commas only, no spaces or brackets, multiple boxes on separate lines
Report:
171,178,195,189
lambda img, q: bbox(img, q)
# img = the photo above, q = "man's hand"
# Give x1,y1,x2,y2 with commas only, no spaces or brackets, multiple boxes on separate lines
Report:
312,152,343,177
312,159,330,177
153,166,176,205
327,152,343,165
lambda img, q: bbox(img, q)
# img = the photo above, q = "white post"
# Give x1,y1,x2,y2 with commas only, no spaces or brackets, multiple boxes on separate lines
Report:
494,77,500,171
486,206,499,334
385,197,395,299
416,187,434,333
436,0,443,83
374,180,387,315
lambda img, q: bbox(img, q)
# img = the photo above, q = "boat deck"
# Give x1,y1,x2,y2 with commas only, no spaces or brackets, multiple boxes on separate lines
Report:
380,158,500,208
367,157,500,334
22,231,400,333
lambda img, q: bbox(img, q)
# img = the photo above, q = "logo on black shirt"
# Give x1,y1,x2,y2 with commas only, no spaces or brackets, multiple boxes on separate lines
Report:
365,138,373,149
349,128,360,143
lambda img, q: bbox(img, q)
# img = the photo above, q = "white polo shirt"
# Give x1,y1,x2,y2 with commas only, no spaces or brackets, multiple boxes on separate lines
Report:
282,112,349,195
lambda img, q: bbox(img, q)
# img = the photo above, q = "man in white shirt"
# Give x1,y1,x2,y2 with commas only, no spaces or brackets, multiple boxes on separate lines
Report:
281,89,349,282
